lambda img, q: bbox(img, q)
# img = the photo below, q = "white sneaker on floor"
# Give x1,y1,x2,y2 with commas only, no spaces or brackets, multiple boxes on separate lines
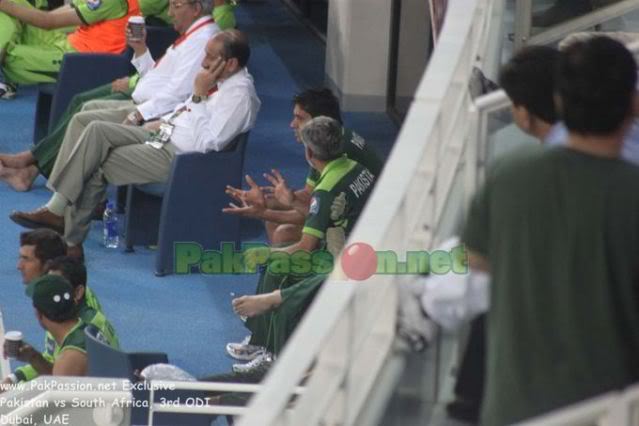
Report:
226,335,265,361
0,83,16,100
232,352,274,374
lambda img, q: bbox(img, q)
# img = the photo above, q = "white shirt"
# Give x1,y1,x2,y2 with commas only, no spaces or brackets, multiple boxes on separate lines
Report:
165,67,261,154
419,237,490,332
131,17,220,120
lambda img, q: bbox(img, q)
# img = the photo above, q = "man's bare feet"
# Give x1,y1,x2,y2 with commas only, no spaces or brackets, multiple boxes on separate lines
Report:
0,151,35,168
232,292,281,318
0,163,38,192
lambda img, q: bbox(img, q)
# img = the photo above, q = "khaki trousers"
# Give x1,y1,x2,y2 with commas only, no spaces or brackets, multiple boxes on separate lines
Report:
48,119,176,245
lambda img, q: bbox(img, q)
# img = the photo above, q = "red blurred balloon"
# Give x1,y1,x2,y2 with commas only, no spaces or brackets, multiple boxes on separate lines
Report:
341,242,378,281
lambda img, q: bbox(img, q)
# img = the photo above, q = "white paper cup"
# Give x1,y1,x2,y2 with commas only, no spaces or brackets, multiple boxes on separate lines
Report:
4,331,23,358
128,16,145,41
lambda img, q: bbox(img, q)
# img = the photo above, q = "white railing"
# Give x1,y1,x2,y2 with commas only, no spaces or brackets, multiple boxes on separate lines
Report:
519,383,639,426
0,309,11,380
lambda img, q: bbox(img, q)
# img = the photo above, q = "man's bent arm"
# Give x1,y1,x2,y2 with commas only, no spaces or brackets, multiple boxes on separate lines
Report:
0,3,82,30
27,352,54,375
52,349,87,376
260,208,306,225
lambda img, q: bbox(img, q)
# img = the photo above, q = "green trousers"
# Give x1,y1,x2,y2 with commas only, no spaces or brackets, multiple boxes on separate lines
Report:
246,262,309,349
246,265,326,355
268,274,326,355
31,82,132,178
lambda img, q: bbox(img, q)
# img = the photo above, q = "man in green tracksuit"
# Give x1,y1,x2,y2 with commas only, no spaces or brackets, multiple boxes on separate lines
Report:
228,116,377,373
3,275,90,383
0,0,138,97
11,256,119,384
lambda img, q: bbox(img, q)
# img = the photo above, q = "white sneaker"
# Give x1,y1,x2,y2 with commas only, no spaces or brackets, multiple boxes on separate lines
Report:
232,352,274,374
0,83,16,100
226,335,265,361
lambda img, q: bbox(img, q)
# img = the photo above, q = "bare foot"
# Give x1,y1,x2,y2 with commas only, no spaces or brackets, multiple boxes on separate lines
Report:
232,292,281,318
0,151,35,168
0,163,38,192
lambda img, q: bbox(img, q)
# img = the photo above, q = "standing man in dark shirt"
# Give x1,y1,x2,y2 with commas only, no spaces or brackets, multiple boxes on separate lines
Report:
462,36,639,425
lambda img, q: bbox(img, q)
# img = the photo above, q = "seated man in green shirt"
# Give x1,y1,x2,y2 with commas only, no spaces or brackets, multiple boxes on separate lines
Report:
8,231,117,384
224,88,383,245
227,116,377,373
3,275,89,384
462,37,639,425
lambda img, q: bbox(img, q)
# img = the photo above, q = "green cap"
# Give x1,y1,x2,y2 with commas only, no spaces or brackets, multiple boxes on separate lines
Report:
27,275,75,318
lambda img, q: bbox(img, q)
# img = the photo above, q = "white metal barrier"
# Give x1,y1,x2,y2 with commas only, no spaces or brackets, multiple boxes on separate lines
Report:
0,309,11,380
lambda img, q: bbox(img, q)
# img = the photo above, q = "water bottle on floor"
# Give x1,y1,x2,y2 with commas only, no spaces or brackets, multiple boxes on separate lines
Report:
103,201,119,249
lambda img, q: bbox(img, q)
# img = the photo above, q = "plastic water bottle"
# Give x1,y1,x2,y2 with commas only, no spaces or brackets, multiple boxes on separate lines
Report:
103,201,119,249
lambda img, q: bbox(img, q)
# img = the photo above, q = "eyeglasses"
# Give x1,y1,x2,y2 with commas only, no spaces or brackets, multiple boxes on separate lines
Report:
169,0,199,9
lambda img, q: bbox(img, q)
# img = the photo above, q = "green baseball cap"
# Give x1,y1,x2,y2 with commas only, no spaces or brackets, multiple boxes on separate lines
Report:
27,275,75,318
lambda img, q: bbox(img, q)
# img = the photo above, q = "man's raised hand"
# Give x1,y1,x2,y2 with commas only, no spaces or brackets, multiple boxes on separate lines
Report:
263,169,294,208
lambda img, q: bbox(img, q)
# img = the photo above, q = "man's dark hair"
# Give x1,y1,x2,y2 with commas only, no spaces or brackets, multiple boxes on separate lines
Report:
293,88,343,124
36,305,78,323
219,29,250,68
499,45,560,124
556,36,637,135
20,229,66,264
44,256,87,291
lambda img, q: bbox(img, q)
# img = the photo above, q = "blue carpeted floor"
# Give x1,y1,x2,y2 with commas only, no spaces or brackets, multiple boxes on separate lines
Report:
0,0,397,381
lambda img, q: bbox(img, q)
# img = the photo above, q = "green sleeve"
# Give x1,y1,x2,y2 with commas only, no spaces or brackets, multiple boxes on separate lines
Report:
140,0,170,23
84,287,103,313
303,191,333,239
305,167,319,188
72,0,128,25
14,365,38,382
213,3,236,30
91,313,121,349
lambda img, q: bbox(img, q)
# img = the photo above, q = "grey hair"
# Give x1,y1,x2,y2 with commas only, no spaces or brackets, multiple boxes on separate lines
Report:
196,0,214,16
300,116,344,162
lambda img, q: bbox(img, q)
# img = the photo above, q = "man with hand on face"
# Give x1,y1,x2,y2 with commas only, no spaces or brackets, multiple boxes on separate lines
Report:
10,30,261,259
0,0,220,192
223,89,382,245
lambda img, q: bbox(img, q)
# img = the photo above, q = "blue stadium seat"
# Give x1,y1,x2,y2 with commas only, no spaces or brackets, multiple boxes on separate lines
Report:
85,325,218,425
32,26,179,144
124,132,250,276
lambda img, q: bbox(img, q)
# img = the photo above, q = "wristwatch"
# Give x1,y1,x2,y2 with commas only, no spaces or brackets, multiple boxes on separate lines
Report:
127,110,144,125
191,94,208,104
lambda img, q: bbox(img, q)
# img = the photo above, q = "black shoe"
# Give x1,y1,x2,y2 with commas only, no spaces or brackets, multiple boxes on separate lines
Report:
446,398,480,423
532,0,593,28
